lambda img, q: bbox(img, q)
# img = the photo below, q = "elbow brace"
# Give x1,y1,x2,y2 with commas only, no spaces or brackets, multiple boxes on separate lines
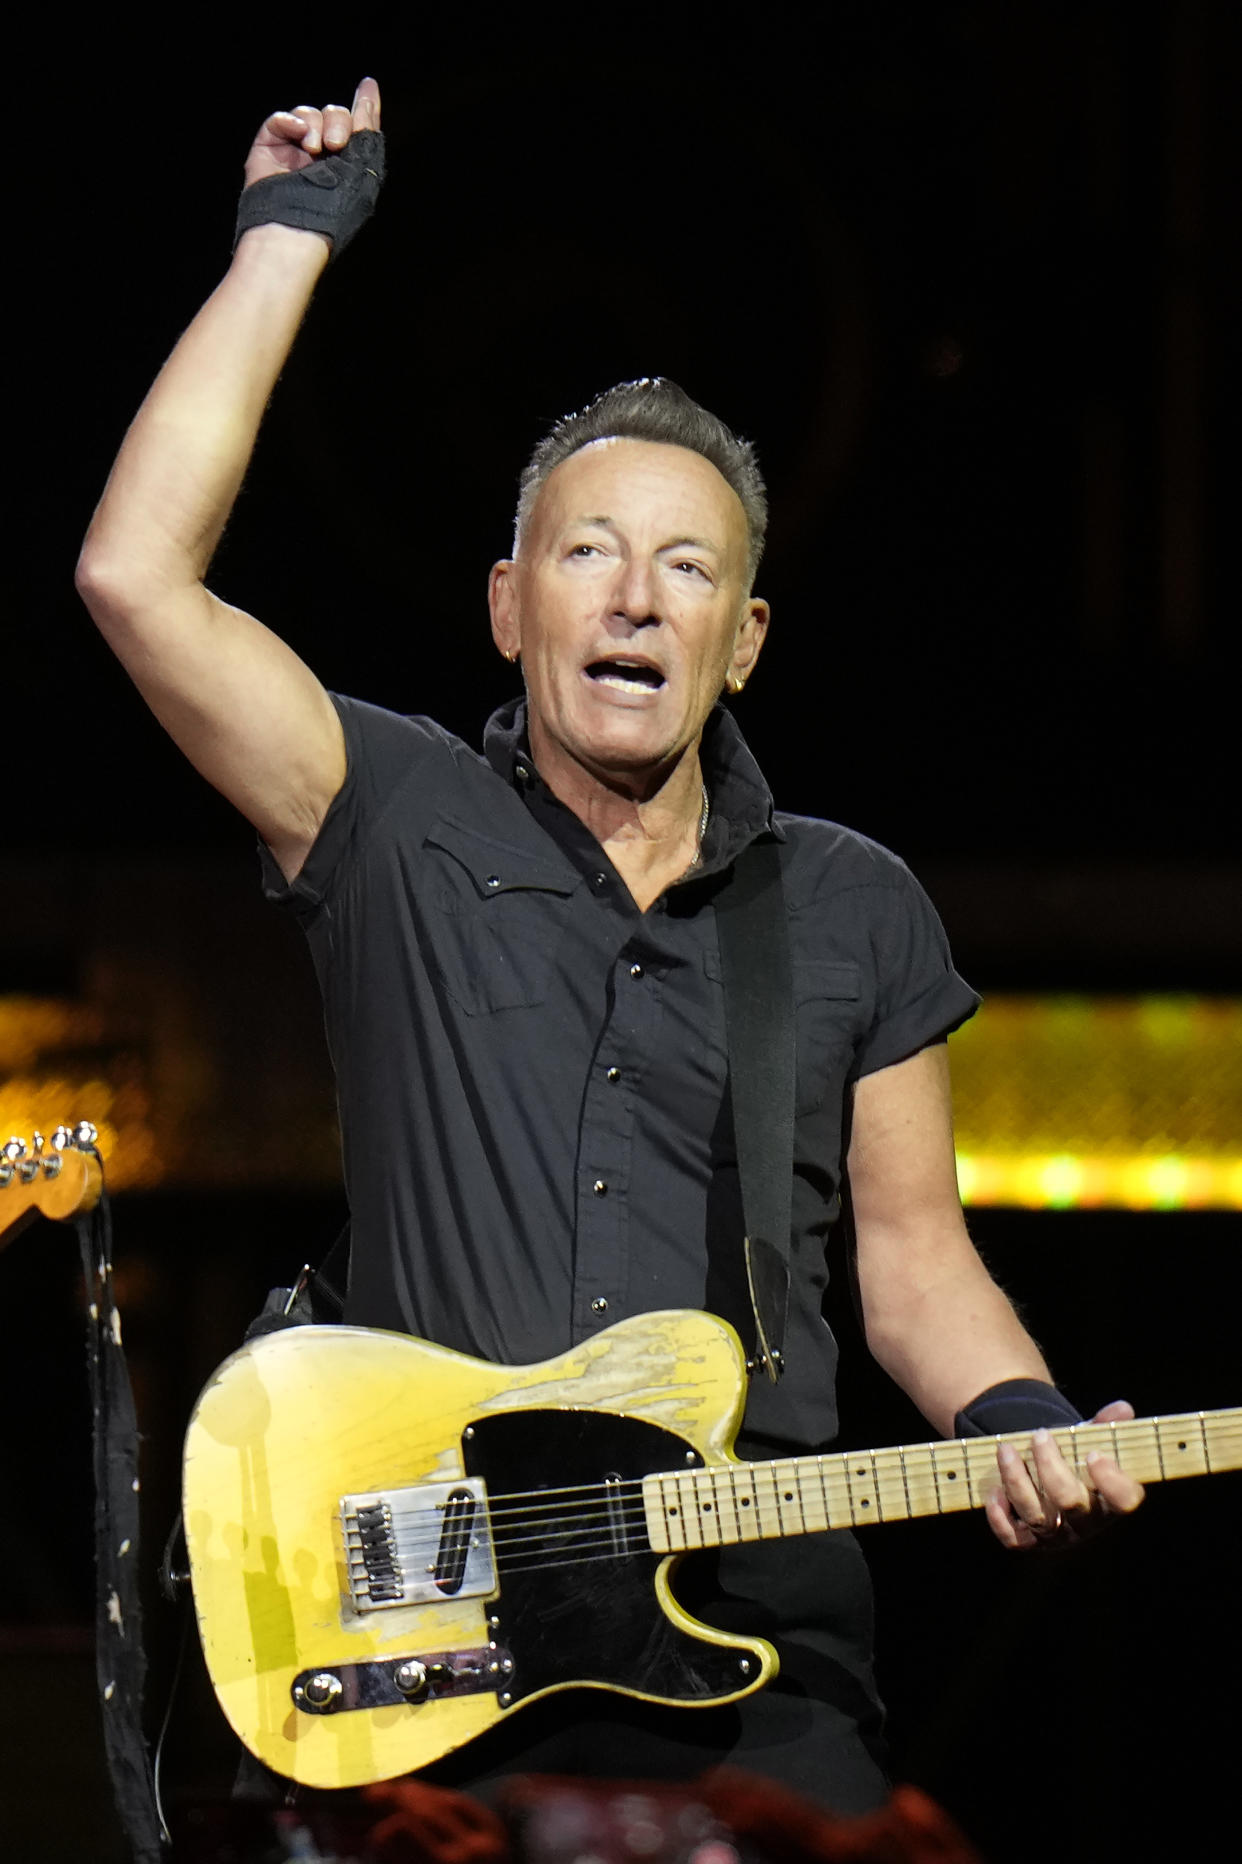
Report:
954,1377,1083,1438
234,129,386,259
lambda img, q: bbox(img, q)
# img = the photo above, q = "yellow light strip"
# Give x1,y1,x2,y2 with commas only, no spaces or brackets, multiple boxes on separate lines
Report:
956,1154,1242,1211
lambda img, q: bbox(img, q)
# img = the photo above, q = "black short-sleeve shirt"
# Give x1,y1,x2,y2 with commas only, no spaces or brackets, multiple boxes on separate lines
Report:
262,694,979,1455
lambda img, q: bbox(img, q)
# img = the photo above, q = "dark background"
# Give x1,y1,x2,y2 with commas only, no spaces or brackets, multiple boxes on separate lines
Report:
5,6,1238,1861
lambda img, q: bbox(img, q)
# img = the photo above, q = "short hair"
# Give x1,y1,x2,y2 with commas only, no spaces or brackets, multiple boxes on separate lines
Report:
514,378,768,588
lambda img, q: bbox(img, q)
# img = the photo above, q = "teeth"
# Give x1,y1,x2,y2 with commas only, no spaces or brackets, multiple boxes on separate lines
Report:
596,672,658,693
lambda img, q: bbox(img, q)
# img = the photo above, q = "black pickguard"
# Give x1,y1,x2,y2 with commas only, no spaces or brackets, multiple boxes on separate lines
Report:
462,1410,756,1705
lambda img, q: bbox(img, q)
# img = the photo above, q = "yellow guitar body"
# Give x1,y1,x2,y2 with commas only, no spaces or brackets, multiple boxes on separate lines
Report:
182,1309,773,1789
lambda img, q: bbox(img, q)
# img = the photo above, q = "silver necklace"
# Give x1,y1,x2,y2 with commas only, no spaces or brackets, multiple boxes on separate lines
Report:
685,782,711,874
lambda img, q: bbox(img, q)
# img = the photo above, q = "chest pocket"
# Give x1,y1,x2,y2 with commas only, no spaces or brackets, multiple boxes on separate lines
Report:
705,952,863,1116
424,814,578,1014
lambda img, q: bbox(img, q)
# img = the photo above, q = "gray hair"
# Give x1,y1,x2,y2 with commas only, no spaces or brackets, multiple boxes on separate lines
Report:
513,379,768,588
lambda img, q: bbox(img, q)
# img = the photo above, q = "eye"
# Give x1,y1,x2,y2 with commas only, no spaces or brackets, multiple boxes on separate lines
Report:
672,559,710,581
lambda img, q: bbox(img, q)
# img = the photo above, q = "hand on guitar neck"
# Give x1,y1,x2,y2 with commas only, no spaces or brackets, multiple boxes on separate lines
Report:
987,1398,1146,1550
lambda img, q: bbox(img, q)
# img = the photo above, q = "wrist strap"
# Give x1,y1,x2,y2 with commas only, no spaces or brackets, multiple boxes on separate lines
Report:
234,128,386,258
954,1376,1083,1438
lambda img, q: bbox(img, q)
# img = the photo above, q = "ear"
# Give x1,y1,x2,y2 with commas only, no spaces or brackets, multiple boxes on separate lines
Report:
489,559,520,662
727,597,771,690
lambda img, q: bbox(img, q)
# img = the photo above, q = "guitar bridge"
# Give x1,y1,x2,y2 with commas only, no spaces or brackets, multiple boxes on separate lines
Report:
341,1477,496,1612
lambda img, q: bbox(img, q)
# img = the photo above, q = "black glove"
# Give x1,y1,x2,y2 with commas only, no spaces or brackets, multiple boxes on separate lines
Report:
234,128,386,259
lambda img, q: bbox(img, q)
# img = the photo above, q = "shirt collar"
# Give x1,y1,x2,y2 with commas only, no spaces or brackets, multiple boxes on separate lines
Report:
482,698,782,873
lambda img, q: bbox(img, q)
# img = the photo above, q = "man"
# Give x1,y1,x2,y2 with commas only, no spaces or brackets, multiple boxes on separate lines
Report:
76,79,1143,1813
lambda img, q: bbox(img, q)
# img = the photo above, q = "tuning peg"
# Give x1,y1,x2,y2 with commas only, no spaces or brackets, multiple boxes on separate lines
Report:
74,1121,99,1149
2,1138,26,1163
31,1132,45,1156
51,1125,75,1151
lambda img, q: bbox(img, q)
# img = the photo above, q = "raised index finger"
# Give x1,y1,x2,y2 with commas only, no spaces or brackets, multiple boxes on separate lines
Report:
352,76,382,132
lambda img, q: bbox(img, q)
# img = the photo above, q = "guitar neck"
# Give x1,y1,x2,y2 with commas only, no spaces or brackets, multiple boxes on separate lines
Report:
644,1408,1242,1553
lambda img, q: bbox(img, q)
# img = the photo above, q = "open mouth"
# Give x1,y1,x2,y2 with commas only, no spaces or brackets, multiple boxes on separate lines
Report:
585,658,666,694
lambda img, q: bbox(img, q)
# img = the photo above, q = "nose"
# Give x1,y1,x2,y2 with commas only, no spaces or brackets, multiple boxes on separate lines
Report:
610,555,661,627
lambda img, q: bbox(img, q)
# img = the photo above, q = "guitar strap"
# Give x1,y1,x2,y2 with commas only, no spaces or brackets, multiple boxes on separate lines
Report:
75,1185,164,1862
714,834,795,1383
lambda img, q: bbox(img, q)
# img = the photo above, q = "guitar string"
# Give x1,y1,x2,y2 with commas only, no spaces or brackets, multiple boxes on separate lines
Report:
380,1449,1012,1564
373,1412,1233,1532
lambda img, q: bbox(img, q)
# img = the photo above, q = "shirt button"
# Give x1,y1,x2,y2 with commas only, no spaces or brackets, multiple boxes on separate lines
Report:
593,1179,607,1196
485,874,501,888
515,763,531,782
591,872,608,890
629,962,644,979
591,1297,609,1315
606,1067,620,1083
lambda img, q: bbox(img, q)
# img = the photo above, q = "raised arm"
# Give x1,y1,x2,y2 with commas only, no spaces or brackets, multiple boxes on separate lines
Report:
75,80,382,881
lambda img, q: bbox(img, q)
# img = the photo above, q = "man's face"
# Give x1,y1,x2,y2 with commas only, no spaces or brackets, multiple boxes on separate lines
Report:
490,438,769,794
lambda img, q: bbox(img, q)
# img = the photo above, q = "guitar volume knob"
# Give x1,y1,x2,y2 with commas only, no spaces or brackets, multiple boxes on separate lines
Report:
297,1671,343,1713
393,1659,429,1700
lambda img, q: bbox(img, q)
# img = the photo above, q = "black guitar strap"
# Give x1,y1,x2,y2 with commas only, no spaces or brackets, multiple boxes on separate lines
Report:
714,835,795,1383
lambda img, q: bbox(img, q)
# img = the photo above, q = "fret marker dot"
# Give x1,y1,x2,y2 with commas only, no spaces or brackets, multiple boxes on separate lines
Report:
947,1470,957,1480
861,1499,870,1508
741,1497,750,1507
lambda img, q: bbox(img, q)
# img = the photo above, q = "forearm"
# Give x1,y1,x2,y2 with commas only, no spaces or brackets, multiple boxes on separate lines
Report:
864,1242,1053,1437
77,224,328,619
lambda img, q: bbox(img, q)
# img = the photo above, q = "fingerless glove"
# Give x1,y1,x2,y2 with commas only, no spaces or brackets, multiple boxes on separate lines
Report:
234,129,386,259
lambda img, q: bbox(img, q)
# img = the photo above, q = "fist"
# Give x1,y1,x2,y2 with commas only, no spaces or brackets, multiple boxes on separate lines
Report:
244,77,381,189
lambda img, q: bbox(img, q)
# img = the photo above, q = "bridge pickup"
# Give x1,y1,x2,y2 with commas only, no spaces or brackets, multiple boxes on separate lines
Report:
340,1475,495,1612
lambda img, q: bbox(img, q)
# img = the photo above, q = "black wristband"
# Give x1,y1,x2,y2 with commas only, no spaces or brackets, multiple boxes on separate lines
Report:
954,1377,1083,1438
233,128,386,259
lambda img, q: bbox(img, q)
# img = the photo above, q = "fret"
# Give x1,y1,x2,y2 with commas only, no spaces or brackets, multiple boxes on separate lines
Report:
794,1458,831,1534
1154,1414,1210,1479
649,1473,685,1553
1204,1410,1242,1472
693,1464,730,1545
843,1452,880,1525
899,1447,941,1519
959,1440,993,1509
770,1459,809,1536
730,1464,762,1542
897,1445,915,1519
748,1461,788,1538
929,1440,973,1514
872,1447,912,1521
819,1455,855,1530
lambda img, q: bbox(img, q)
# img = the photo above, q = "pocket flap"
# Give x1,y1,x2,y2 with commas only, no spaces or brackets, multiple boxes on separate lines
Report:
425,812,578,899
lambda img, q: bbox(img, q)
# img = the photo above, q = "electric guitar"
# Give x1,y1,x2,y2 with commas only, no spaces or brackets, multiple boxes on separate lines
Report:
182,1309,1240,1790
0,1125,102,1249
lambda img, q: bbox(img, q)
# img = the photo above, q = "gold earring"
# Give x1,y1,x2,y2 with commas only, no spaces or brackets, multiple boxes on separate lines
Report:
728,672,746,695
